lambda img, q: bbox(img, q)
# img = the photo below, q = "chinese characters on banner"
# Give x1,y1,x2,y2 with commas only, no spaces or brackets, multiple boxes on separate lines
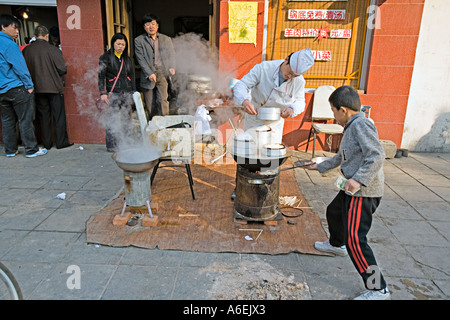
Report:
285,28,352,39
285,8,350,61
288,9,346,20
312,50,332,61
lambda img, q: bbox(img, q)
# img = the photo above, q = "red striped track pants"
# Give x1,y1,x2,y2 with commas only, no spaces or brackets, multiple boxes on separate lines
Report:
326,190,387,290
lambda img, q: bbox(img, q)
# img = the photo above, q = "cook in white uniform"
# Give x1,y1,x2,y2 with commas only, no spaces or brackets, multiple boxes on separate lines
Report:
233,48,315,144
231,49,314,200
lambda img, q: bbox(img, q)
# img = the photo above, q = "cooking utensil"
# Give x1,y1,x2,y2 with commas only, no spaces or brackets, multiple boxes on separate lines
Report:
113,147,161,173
257,107,281,121
132,92,149,144
231,148,292,172
262,143,286,157
255,125,271,150
228,118,237,135
165,121,191,129
209,114,244,164
279,159,315,172
233,134,257,157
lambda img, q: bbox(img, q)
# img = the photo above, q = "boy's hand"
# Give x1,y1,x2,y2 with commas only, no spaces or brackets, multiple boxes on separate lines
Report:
345,179,361,194
304,161,318,170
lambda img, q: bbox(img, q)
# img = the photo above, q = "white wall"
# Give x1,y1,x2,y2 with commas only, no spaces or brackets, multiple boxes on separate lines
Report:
402,0,450,152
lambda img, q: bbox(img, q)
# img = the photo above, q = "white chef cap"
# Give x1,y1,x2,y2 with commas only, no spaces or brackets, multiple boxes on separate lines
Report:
289,48,315,75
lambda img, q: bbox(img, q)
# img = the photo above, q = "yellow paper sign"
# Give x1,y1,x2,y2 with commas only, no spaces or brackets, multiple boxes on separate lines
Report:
228,1,258,44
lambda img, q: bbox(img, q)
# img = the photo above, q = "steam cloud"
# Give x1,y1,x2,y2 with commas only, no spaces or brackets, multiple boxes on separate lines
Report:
71,33,238,160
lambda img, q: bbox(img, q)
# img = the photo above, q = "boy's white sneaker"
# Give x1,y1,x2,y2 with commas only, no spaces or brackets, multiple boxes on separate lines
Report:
354,288,390,300
314,240,348,256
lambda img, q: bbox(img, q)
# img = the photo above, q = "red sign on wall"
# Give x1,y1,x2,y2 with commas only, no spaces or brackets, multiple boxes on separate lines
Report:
285,28,351,39
312,50,332,61
288,9,346,20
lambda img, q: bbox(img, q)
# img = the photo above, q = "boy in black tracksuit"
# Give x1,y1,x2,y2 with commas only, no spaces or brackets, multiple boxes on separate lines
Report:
306,86,389,300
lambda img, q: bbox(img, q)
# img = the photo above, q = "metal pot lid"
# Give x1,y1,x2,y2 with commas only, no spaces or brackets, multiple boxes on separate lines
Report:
255,125,271,132
263,143,286,150
230,146,292,161
234,133,254,142
188,75,212,82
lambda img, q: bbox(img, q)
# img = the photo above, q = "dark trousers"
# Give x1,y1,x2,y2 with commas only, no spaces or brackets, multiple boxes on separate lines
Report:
35,93,70,149
143,69,169,119
105,92,133,149
327,191,387,290
0,86,39,155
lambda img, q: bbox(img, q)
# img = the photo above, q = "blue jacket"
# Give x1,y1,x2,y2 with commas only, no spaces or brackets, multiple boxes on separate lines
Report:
0,32,34,94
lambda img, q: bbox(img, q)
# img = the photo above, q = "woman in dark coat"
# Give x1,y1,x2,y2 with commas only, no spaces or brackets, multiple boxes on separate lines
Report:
98,33,136,152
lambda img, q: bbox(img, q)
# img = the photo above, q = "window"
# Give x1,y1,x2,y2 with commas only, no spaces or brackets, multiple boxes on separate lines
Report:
266,0,370,89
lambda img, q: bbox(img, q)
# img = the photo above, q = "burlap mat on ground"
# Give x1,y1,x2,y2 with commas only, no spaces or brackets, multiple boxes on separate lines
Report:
86,157,329,255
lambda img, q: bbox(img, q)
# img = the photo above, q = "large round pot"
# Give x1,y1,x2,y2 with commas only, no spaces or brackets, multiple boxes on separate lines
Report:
257,107,281,121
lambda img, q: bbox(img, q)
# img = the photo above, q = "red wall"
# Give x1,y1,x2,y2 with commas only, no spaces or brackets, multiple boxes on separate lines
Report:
56,0,105,144
218,0,266,79
362,0,424,148
218,0,425,151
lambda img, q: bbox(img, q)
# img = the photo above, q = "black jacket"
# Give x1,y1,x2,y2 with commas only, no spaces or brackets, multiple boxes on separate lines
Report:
98,50,136,95
22,39,67,94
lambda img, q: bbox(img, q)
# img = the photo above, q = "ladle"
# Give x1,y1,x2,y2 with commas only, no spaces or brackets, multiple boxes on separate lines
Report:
209,113,244,164
132,91,150,145
279,160,314,172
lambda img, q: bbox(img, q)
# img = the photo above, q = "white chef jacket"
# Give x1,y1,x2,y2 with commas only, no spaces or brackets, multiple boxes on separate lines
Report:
233,59,307,144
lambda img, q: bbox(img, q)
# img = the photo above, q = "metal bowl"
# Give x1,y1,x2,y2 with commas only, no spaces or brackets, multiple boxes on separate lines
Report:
113,147,161,172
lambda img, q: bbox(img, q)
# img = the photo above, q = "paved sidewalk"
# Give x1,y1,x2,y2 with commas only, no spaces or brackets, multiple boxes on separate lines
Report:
0,143,449,300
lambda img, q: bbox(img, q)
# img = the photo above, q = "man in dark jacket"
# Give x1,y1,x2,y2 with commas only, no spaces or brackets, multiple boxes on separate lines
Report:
23,25,72,149
134,13,176,118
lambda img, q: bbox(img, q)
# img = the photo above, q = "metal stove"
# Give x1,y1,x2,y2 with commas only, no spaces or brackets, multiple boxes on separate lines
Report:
112,147,161,226
231,148,292,223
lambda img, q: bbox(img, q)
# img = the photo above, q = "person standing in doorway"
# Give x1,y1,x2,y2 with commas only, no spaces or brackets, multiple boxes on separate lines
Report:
134,13,176,119
23,25,72,150
0,14,47,158
98,33,136,152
